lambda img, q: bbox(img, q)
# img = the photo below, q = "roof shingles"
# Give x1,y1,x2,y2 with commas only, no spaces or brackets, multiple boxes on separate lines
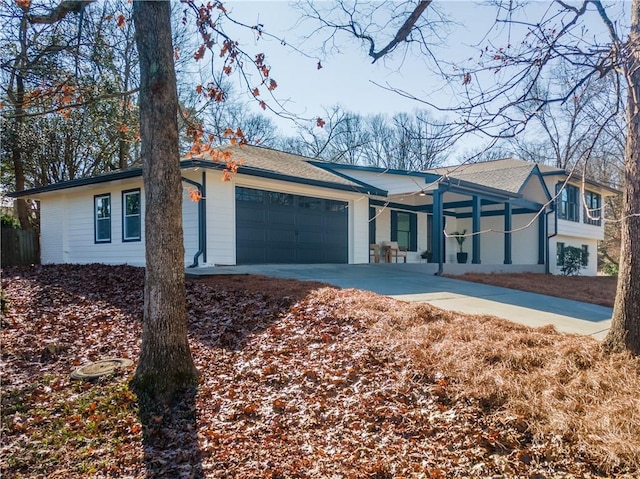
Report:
427,159,537,194
214,145,359,188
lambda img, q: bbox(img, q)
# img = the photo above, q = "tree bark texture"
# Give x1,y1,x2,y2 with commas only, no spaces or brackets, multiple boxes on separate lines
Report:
130,0,198,401
604,0,640,355
12,12,32,230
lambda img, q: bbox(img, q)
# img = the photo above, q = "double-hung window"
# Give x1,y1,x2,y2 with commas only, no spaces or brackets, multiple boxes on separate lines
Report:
94,194,111,243
122,189,141,242
583,191,602,226
391,210,417,252
557,184,579,222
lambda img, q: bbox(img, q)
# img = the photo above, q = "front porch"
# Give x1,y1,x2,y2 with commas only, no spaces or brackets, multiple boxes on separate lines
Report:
367,174,550,274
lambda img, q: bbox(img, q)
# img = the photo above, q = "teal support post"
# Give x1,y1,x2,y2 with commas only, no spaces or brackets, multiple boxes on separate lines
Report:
538,212,546,264
472,195,481,264
432,189,444,273
504,202,512,264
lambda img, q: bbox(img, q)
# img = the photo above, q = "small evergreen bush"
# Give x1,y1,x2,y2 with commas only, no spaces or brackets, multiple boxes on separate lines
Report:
560,246,585,276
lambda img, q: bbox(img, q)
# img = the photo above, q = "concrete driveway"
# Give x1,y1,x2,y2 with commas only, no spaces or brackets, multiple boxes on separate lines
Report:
188,263,612,340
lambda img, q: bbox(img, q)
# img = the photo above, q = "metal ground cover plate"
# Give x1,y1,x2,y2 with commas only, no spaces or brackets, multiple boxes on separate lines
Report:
70,358,134,380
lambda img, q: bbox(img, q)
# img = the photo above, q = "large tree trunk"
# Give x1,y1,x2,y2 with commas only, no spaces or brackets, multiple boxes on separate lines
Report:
12,12,32,231
130,0,198,401
603,0,640,355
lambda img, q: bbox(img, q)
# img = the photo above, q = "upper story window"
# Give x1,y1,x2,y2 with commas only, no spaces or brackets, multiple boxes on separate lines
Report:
122,189,141,242
583,191,602,226
94,194,111,243
557,183,579,222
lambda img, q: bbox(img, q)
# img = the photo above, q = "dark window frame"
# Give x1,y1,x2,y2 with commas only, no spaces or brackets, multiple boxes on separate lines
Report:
391,210,417,252
94,193,111,244
557,183,579,222
583,191,602,226
122,189,141,242
581,244,589,266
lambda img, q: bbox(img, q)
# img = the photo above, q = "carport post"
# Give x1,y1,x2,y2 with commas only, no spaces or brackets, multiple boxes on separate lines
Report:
504,202,512,264
472,195,481,264
432,188,444,274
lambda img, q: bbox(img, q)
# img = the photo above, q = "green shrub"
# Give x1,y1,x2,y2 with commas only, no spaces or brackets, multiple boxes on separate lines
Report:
602,261,619,276
1,214,20,229
560,246,585,276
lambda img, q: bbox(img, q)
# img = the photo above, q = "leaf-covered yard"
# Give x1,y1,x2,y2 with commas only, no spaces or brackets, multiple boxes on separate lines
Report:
1,264,639,478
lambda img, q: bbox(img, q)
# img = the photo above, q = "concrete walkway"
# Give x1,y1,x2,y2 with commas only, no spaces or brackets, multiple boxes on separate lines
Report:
187,263,612,340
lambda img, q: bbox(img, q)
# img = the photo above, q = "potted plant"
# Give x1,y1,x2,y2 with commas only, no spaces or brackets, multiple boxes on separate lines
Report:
420,250,432,262
452,230,468,263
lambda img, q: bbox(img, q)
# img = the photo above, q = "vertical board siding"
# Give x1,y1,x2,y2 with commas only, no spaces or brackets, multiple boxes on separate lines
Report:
1,228,40,266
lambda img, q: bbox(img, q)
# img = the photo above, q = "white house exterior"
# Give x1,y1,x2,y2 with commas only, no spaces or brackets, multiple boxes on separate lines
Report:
10,145,618,276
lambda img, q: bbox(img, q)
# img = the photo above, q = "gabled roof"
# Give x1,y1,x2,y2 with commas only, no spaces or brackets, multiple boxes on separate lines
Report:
213,145,383,193
427,159,538,194
536,162,620,194
427,158,620,196
9,144,387,198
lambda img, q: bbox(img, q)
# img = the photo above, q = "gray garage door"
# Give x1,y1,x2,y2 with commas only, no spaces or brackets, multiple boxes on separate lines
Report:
236,186,348,264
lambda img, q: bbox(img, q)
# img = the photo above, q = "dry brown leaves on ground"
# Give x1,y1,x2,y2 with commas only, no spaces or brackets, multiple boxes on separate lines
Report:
1,264,639,478
449,273,617,308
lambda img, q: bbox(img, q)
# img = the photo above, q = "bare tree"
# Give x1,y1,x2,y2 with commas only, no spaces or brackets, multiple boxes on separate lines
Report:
363,113,396,167
304,0,640,354
284,106,452,168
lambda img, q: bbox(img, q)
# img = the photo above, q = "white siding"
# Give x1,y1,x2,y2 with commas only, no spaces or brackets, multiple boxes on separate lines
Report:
550,236,598,276
35,174,216,267
180,171,202,266
512,213,539,264
59,182,147,266
445,213,539,265
373,207,391,244
557,218,604,240
478,216,505,265
351,195,370,263
204,171,235,266
40,196,66,264
519,175,550,204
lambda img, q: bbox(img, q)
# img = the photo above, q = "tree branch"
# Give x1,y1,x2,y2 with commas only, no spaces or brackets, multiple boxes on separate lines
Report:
28,0,94,24
367,0,433,63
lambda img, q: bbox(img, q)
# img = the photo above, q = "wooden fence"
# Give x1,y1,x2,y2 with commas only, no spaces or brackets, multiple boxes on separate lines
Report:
1,228,40,267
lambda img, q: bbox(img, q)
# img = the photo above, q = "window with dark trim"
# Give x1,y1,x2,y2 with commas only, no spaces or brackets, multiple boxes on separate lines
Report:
557,183,579,222
391,210,417,252
581,244,589,266
583,191,602,226
122,189,141,242
94,194,111,243
556,242,565,266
